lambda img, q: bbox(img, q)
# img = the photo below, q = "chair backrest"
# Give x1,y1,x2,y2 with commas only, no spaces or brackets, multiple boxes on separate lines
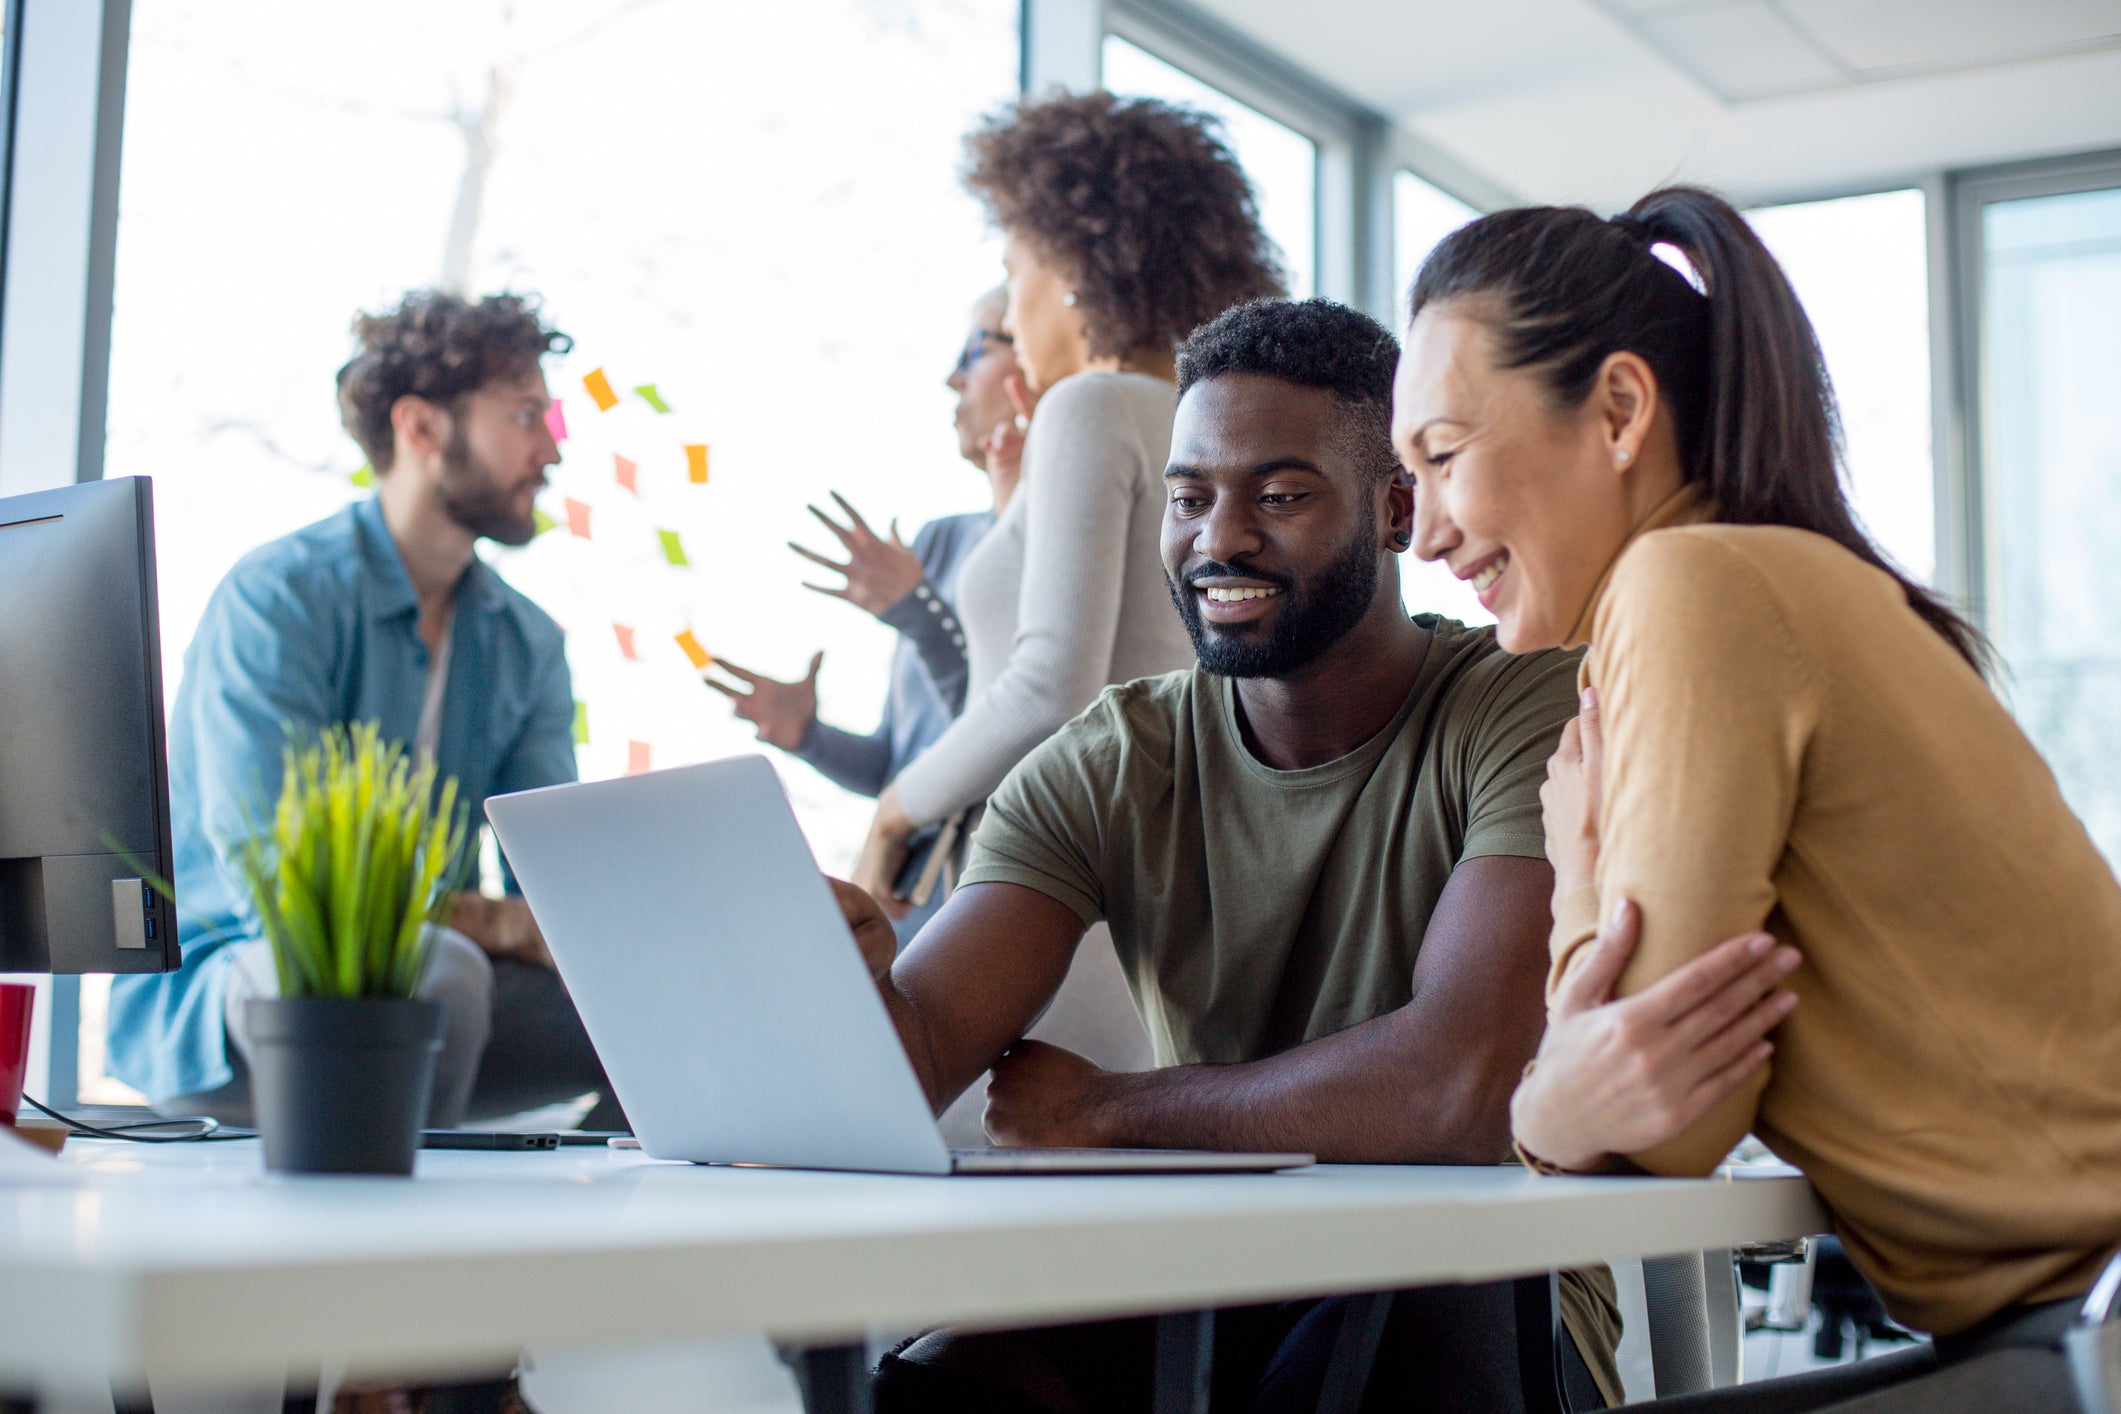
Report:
1640,1250,1743,1396
2068,1252,2121,1414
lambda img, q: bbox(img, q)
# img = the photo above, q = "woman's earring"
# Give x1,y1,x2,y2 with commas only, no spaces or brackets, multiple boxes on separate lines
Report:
1615,447,1631,467
1062,291,1078,307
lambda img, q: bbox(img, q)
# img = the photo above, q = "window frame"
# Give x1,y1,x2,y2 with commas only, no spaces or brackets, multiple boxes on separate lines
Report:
1942,148,2121,622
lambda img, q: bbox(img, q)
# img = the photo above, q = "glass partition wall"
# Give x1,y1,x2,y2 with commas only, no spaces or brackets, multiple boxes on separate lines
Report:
1965,165,2121,866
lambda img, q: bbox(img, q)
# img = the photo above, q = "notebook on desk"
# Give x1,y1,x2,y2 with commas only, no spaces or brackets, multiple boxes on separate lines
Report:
485,756,1311,1177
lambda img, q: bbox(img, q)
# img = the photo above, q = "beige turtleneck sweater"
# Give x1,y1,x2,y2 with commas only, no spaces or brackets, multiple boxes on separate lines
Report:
1549,488,2121,1337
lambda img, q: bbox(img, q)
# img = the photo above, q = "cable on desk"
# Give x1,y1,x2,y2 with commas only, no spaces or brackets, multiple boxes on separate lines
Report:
17,1093,254,1142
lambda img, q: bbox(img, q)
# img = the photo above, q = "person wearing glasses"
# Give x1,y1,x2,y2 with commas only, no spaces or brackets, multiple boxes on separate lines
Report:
850,92,1286,915
708,286,1030,942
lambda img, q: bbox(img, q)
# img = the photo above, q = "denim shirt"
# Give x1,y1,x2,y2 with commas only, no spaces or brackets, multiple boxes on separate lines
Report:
108,497,577,1103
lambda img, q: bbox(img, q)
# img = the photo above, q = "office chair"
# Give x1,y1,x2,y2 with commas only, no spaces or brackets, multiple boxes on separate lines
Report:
2069,1251,2121,1414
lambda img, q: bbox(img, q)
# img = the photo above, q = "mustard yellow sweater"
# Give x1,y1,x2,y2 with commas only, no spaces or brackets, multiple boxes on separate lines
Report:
1551,489,2121,1336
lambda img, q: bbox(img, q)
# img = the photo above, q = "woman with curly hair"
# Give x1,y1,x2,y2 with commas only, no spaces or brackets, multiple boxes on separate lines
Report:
853,91,1285,913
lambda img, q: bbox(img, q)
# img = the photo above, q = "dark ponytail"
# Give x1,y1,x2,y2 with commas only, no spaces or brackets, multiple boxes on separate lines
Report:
1409,185,1990,674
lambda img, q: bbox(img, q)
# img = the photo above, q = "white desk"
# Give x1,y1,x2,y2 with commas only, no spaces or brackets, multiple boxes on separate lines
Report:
0,1139,1826,1403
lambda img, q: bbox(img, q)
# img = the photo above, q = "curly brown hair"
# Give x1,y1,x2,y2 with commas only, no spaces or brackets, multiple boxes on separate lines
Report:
336,291,571,472
962,92,1286,360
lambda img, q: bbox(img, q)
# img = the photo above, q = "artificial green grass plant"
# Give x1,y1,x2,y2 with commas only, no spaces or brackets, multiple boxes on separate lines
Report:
236,723,468,999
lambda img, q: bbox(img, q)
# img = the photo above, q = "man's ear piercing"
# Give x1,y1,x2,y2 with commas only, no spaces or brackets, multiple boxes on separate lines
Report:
1394,529,1414,550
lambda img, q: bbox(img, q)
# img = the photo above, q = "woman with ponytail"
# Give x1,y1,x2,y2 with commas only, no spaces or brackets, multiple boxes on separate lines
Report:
1394,186,2121,1397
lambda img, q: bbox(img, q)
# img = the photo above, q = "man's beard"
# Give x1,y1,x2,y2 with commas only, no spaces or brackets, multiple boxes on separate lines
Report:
434,423,538,546
1167,524,1379,679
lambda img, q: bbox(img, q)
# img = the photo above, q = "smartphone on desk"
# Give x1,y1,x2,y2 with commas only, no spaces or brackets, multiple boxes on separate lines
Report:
421,1130,560,1151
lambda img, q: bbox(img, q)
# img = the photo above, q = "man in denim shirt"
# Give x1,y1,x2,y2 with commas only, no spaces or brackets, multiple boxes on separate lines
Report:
109,291,619,1130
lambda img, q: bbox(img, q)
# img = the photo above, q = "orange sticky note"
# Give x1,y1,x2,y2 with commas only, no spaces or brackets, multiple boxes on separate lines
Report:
627,740,652,774
685,444,710,484
673,629,712,670
582,368,620,412
564,497,592,539
613,623,637,660
614,454,638,494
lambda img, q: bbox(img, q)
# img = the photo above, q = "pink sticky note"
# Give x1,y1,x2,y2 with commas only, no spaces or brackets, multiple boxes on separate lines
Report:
627,740,652,775
545,399,568,444
614,455,638,494
613,624,637,660
564,498,592,539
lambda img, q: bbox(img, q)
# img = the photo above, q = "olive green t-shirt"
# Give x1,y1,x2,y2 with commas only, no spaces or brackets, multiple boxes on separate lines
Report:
961,616,1622,1402
962,615,1582,1067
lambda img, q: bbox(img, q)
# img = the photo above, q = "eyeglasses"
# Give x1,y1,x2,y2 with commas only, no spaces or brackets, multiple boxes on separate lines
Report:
951,328,1014,378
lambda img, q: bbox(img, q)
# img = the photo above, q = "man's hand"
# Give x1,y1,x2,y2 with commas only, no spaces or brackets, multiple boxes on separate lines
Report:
1510,898,1800,1173
446,894,554,970
825,875,898,980
789,492,925,617
707,653,821,751
1540,684,1604,904
984,1039,1120,1147
851,787,918,921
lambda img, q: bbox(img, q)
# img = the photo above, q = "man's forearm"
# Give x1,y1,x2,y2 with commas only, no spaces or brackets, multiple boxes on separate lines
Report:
1087,1016,1525,1164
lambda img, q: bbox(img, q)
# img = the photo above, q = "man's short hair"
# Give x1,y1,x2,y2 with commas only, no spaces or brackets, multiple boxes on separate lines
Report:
336,291,571,472
1175,297,1401,485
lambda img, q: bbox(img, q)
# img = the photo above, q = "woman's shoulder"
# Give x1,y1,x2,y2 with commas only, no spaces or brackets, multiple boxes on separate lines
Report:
1611,521,1886,611
1036,368,1176,423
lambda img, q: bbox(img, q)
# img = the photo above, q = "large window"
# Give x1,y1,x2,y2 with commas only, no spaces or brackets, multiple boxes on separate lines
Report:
84,0,1018,1100
1100,33,1318,297
1391,170,1487,626
1977,179,2121,865
1748,190,1935,584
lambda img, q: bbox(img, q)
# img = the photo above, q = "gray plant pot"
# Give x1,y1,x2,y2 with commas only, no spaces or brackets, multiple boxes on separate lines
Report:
245,996,443,1176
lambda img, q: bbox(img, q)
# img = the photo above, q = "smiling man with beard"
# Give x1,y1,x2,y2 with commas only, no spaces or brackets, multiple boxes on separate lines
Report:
109,290,623,1137
849,298,1621,1412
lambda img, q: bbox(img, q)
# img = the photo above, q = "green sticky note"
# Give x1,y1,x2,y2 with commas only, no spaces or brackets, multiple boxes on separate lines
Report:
349,464,375,488
634,383,672,414
533,507,557,537
572,700,589,746
658,528,689,566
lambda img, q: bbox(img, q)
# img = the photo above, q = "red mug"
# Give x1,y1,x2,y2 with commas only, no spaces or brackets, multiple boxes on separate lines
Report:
0,982,32,1127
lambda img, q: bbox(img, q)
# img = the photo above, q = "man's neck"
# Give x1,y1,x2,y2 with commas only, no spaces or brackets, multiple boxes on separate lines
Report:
1232,596,1432,771
376,472,476,644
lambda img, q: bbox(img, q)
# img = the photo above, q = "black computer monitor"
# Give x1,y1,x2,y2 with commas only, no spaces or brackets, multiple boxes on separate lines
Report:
0,476,178,973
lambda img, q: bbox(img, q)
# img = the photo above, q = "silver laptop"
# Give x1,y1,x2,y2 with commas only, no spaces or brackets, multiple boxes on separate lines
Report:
484,755,1312,1176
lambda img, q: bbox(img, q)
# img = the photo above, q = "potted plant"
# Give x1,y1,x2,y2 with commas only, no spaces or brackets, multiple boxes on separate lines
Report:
236,722,467,1176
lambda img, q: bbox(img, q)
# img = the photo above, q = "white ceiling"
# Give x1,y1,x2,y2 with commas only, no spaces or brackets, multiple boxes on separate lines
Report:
1184,0,2121,209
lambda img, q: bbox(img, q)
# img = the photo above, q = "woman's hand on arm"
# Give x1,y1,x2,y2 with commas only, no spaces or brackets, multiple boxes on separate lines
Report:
1511,899,1802,1174
1540,685,1603,906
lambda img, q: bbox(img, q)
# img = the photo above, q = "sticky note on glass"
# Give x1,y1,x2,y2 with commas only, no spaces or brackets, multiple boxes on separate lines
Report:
658,529,689,566
613,623,637,660
627,740,652,775
572,700,589,746
614,455,639,494
685,444,710,484
349,464,375,489
565,498,592,539
533,507,557,538
582,368,620,412
673,629,712,670
545,399,568,444
634,384,672,414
